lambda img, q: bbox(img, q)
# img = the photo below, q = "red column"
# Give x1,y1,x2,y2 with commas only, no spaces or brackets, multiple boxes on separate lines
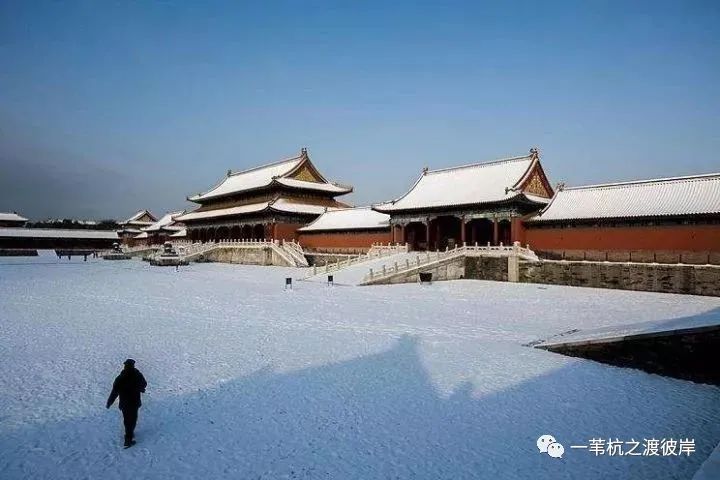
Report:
391,224,396,244
400,224,406,244
511,217,523,244
425,220,431,249
493,218,499,245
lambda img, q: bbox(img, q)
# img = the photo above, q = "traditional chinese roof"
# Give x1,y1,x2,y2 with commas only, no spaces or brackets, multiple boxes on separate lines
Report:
299,207,390,232
175,198,329,222
169,229,187,238
531,172,720,222
0,228,117,239
0,212,28,223
187,149,352,203
119,209,157,226
374,149,553,213
143,211,186,232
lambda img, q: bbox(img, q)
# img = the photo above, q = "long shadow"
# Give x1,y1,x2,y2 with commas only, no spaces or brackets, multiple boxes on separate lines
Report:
1,336,718,479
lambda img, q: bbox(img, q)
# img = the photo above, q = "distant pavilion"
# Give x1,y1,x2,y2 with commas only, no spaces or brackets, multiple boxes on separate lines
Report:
176,149,352,242
0,212,28,228
132,211,185,246
117,210,157,244
373,149,553,250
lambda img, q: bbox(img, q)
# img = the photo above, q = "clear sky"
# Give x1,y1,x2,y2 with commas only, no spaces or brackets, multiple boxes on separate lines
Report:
1,0,719,220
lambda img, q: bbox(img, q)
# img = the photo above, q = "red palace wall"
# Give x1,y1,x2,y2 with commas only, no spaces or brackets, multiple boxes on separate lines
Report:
522,223,720,264
298,230,392,252
272,223,306,241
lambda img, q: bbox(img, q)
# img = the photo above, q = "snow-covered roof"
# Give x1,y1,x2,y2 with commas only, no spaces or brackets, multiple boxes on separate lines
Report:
176,199,329,222
170,229,187,238
187,149,352,202
374,152,547,212
120,209,156,226
274,177,350,193
134,232,148,239
143,211,185,232
0,228,118,239
299,207,390,232
532,172,720,222
0,212,28,222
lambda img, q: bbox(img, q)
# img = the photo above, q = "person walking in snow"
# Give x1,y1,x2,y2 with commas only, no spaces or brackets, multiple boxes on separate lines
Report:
106,359,147,448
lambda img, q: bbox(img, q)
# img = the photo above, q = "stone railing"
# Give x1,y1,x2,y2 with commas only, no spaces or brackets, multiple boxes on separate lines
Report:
279,240,309,267
306,242,409,277
362,241,537,283
168,239,304,267
367,242,410,257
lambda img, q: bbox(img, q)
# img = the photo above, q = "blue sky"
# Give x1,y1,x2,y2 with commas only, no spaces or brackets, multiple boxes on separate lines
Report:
1,0,719,219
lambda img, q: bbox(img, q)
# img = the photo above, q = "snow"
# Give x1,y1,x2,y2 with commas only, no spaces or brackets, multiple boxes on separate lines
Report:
143,211,185,232
299,207,390,232
375,155,536,211
1,254,719,480
276,177,351,194
187,153,352,203
176,199,329,222
537,312,720,347
533,173,720,222
189,155,304,201
271,198,330,215
120,210,156,225
0,227,118,239
176,202,270,221
0,212,28,222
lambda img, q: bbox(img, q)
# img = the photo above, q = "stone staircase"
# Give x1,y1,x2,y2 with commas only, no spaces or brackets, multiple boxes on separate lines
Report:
304,243,410,280
360,242,538,286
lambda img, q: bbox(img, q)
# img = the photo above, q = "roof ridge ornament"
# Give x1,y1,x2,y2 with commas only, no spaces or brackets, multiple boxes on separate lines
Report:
422,167,429,175
530,147,540,159
227,169,232,177
301,147,308,156
555,182,566,191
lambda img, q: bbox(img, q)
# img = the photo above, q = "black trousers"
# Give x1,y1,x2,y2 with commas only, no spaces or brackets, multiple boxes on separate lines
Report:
121,407,139,441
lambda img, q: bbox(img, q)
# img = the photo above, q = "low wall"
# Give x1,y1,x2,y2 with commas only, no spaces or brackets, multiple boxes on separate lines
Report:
201,246,280,266
535,249,720,265
464,257,509,282
538,325,720,385
520,260,720,296
305,253,359,266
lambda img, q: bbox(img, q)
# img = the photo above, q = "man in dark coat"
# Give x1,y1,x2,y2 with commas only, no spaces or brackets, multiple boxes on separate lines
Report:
106,359,147,447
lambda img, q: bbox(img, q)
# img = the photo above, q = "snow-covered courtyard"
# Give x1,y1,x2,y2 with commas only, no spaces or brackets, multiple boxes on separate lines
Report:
1,252,719,479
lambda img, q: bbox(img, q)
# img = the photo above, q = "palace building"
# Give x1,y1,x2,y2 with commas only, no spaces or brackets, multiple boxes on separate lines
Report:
117,210,157,244
373,148,553,250
524,173,720,263
175,148,352,242
132,211,186,246
0,212,28,228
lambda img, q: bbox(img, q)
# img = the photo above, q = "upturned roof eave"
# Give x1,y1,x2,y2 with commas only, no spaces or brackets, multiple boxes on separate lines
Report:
373,193,547,215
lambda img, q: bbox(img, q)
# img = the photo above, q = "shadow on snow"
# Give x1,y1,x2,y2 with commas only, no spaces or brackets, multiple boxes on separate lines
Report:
1,335,718,480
